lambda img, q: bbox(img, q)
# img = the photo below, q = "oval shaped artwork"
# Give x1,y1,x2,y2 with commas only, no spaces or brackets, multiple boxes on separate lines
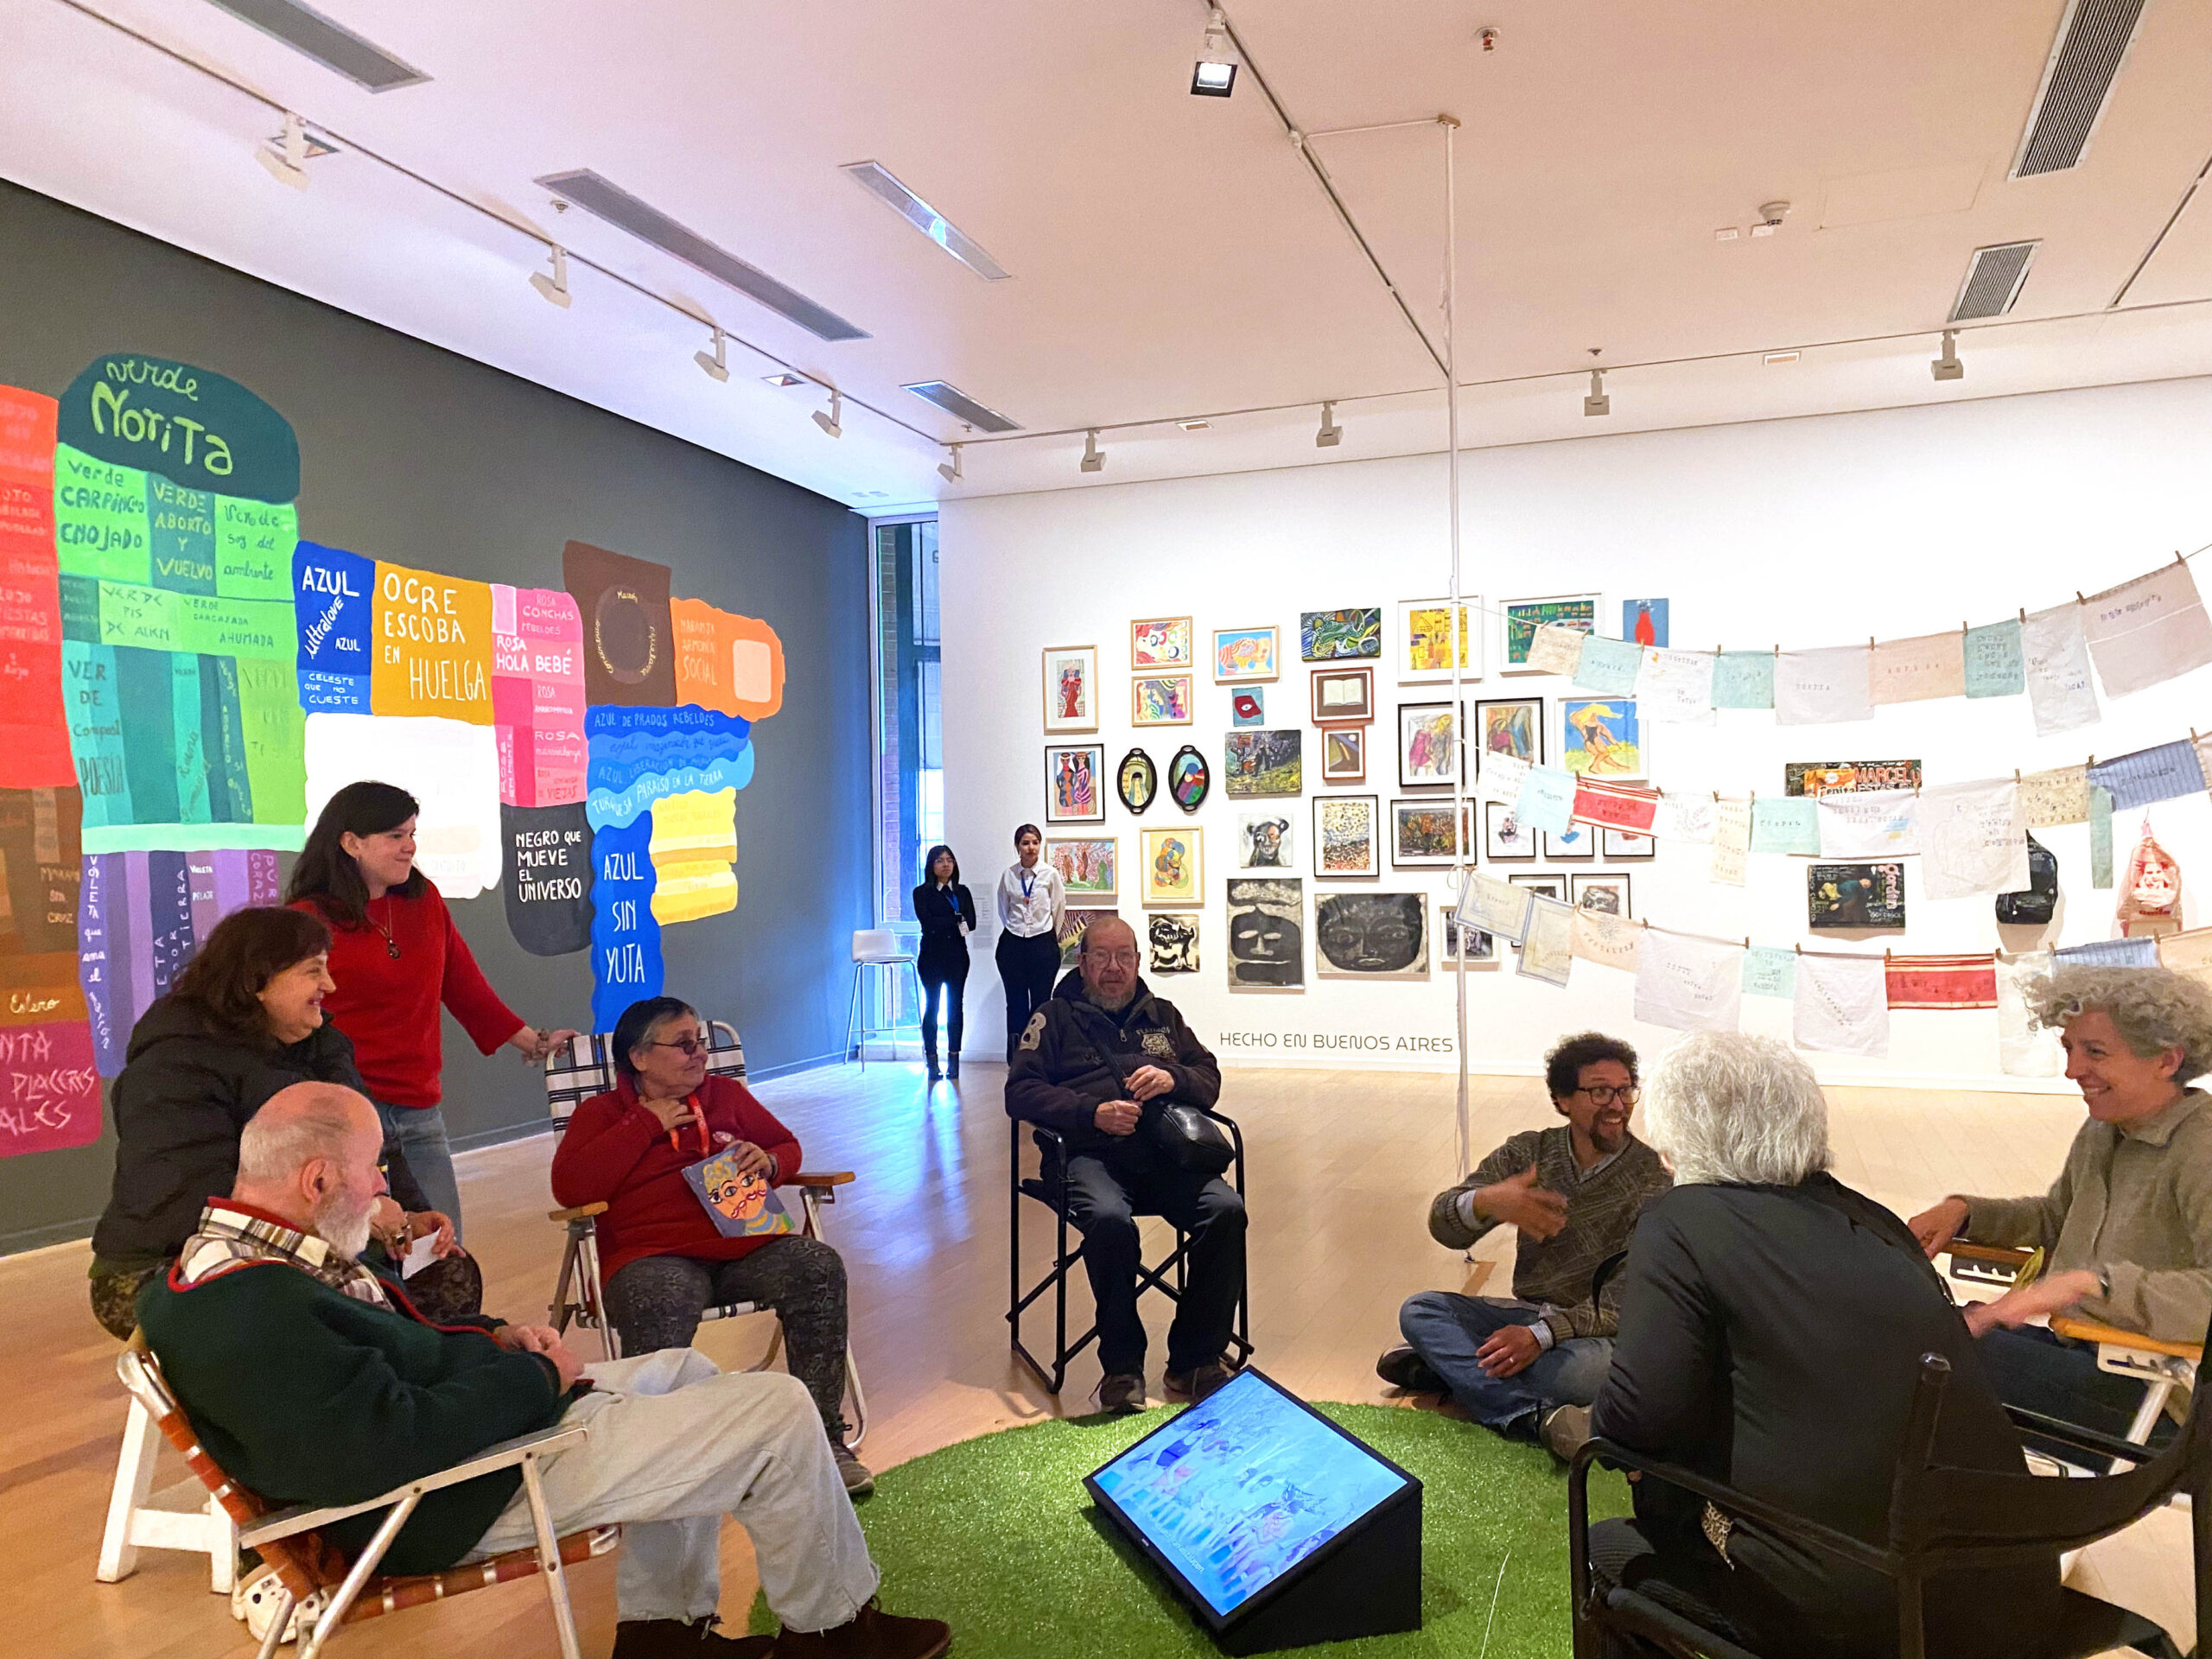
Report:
1168,744,1210,813
1117,747,1158,814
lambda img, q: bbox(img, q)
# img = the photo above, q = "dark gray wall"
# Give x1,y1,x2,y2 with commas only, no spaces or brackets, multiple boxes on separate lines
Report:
0,181,874,1252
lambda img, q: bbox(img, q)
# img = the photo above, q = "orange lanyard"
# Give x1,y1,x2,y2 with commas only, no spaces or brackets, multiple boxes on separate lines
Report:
662,1096,709,1158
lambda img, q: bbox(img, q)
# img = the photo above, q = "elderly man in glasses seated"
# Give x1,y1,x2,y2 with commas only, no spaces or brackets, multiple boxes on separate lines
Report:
1377,1031,1672,1454
551,996,870,1497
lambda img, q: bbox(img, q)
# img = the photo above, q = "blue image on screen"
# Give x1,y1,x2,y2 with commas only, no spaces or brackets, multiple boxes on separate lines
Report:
1090,1371,1409,1618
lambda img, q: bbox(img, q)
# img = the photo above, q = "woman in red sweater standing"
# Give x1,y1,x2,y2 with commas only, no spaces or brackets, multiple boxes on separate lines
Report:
550,995,870,1495
288,780,575,1242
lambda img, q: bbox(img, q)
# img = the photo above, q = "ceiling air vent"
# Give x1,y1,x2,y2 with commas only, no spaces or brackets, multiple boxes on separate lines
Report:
201,0,429,92
1949,240,2040,321
535,170,869,343
842,162,1011,281
2012,0,2145,178
902,381,1022,433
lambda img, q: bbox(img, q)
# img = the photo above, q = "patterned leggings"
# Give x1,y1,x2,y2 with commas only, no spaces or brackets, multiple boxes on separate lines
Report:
604,1236,850,1439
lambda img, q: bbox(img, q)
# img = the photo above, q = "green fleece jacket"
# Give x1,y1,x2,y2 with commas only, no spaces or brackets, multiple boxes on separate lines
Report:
137,1261,569,1574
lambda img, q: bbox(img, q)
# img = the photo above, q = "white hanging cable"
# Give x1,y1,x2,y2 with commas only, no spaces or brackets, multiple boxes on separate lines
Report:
1442,113,1471,1180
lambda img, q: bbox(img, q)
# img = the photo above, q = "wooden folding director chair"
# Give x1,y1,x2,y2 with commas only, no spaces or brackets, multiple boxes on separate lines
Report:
116,1333,615,1659
543,1022,869,1444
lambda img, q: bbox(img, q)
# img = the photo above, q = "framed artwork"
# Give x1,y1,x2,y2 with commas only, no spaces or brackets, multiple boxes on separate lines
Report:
1602,826,1656,860
1474,698,1543,767
1309,664,1376,724
1315,892,1429,980
1571,873,1633,918
1041,644,1099,733
1046,837,1117,901
1223,729,1302,797
1560,696,1645,779
1116,747,1158,814
1130,615,1194,671
1397,701,1461,789
1546,823,1597,862
1440,910,1497,965
1167,744,1211,812
1058,907,1116,969
1313,794,1379,878
1132,673,1194,726
1213,626,1280,683
1044,744,1106,823
1225,877,1304,991
1508,872,1566,904
1148,912,1200,974
1484,800,1536,861
1501,594,1599,673
1808,862,1906,931
1141,826,1204,908
1390,798,1471,868
1397,597,1480,684
1319,726,1366,783
1622,598,1669,648
1300,607,1382,662
1231,688,1266,727
1235,809,1296,871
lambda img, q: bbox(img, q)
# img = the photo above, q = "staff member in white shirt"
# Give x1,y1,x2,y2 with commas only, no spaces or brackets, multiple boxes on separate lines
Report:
995,823,1066,1061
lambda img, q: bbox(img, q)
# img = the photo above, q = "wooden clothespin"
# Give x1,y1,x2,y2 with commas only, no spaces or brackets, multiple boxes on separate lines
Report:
2075,591,2086,605
2013,767,2022,785
2018,607,2027,625
2177,550,2189,567
1743,937,1751,950
1795,942,1802,955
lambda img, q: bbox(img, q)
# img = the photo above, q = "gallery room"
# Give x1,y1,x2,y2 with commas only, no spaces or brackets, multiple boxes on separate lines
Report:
4,2,2212,1656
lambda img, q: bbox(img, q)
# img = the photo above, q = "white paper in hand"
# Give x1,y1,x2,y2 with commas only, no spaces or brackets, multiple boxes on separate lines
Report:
401,1233,440,1280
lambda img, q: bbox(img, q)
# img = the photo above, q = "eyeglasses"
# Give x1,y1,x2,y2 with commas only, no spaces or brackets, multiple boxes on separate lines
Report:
1578,1084,1640,1107
652,1036,709,1057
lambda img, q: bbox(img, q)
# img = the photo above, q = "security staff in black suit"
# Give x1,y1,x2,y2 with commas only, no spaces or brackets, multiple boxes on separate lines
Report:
912,844,976,1084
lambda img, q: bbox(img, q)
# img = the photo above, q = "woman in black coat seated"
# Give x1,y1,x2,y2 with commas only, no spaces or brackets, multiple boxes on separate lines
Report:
1584,1030,2062,1659
87,906,474,1338
912,843,976,1084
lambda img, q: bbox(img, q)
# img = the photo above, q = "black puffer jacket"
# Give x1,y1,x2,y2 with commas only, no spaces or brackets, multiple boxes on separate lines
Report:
91,995,428,1268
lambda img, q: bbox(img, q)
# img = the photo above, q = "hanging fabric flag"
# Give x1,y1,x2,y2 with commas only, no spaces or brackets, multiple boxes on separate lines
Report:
1996,951,2063,1077
1741,944,1796,999
1475,751,1530,806
2018,764,2090,826
1573,635,1642,694
1751,796,1821,855
2087,741,2207,811
1918,779,2028,899
2117,827,2182,938
1775,645,1873,726
1638,649,1716,725
1516,895,1576,988
1962,619,2026,699
2081,563,2212,698
2020,603,2101,736
1516,764,1578,835
1871,632,1967,705
1711,797,1751,886
1634,931,1744,1032
1712,651,1776,710
1652,791,1714,843
1570,906,1643,972
2056,936,2158,968
1793,953,1891,1057
1572,778,1660,832
2158,926,2212,991
1815,789,1919,858
1458,871,1533,943
2089,785,2113,887
1527,622,1588,677
1885,953,1998,1009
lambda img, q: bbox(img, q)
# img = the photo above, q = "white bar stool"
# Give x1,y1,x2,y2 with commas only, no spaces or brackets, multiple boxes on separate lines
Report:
844,928,919,1068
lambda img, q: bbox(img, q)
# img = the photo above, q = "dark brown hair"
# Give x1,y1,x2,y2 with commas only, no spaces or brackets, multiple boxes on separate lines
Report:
286,780,426,925
172,906,334,1045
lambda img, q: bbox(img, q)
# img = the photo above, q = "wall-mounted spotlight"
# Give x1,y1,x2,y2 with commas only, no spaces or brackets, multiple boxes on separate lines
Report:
813,390,844,437
694,326,729,382
256,112,323,190
1315,402,1341,448
1930,329,1964,382
1192,8,1237,96
531,246,572,308
1583,367,1610,417
938,443,963,484
1080,429,1105,473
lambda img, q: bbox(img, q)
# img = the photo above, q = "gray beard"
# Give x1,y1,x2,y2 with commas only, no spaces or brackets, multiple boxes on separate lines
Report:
1085,982,1137,1013
312,1190,377,1261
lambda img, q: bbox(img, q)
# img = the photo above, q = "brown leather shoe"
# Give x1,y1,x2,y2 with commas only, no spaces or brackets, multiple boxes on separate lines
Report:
771,1599,950,1659
1163,1360,1234,1403
1097,1371,1147,1414
612,1616,775,1656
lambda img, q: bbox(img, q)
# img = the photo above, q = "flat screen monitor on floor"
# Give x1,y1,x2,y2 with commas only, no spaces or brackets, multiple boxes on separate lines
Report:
1084,1369,1421,1649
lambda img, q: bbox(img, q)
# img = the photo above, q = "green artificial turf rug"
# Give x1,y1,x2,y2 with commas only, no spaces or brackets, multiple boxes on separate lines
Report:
753,1403,1631,1658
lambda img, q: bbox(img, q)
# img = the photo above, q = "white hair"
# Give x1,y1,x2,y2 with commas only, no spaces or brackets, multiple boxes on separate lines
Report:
1642,1030,1833,1187
238,1084,372,1182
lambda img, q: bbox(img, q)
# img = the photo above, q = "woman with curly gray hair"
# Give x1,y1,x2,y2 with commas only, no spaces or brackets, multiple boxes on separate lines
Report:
1909,963,2212,1445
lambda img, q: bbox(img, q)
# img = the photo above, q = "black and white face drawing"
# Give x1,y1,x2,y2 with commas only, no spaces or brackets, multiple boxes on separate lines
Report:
1225,879,1303,989
1314,893,1428,979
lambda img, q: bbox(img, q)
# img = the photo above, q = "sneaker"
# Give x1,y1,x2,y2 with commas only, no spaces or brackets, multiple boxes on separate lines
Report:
1163,1361,1234,1404
1540,1403,1593,1463
1375,1344,1447,1395
613,1615,775,1656
1097,1371,1147,1414
833,1440,875,1498
770,1599,950,1659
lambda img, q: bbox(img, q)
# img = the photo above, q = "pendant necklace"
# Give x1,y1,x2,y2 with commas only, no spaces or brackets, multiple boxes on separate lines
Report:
370,896,401,960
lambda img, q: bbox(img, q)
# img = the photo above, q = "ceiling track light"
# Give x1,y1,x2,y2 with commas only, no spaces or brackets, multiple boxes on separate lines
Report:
813,390,844,438
694,325,729,382
531,245,572,308
1315,401,1342,448
1192,7,1238,96
256,111,313,189
1583,367,1610,417
938,443,964,485
1080,429,1105,474
1931,328,1964,382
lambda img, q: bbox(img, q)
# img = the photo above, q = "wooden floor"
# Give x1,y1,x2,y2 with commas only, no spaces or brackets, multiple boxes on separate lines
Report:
2,1063,2193,1657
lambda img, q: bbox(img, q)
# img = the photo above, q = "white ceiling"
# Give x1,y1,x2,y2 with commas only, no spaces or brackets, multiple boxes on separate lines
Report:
2,0,2209,515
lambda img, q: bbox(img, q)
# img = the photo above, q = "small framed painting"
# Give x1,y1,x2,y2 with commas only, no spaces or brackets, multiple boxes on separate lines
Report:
1116,747,1158,814
1130,615,1194,671
1501,594,1599,674
1046,836,1117,902
1484,799,1536,861
1300,607,1382,662
1167,744,1211,811
1602,826,1656,861
1235,809,1296,872
1508,872,1566,904
1440,910,1497,965
1141,826,1204,908
1546,823,1597,862
1213,626,1280,683
1319,726,1366,784
1231,688,1266,727
1041,644,1099,734
1313,793,1379,878
1397,701,1461,789
1474,698,1544,767
1310,664,1375,724
1560,696,1645,779
1148,912,1200,974
1132,673,1194,726
1044,744,1107,823
1225,877,1304,991
1224,729,1302,797
1390,797,1471,868
1571,873,1632,918
1397,597,1480,683
1622,598,1669,648
1314,891,1428,979
1058,908,1116,969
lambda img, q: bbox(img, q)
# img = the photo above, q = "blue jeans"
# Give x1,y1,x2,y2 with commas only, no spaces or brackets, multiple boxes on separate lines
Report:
1398,1292,1614,1433
1977,1323,2176,1457
374,1099,464,1243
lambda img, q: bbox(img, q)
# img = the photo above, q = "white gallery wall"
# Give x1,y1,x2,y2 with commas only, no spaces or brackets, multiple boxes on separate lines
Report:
939,374,2212,1090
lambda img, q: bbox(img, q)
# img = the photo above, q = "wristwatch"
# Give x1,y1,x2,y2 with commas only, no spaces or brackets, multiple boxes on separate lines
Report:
2092,1266,2112,1300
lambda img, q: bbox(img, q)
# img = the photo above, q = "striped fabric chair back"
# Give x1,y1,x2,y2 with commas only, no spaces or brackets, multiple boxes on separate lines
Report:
544,1020,747,1131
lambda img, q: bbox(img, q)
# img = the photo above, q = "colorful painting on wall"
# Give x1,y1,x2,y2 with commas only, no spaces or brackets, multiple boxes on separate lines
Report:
1130,615,1193,671
1231,689,1265,727
1309,665,1374,724
1783,760,1924,798
1058,906,1115,969
1141,825,1203,906
1809,862,1906,931
1046,836,1117,901
1132,673,1193,726
1484,800,1535,861
1148,912,1200,974
1319,726,1365,783
1560,696,1644,779
1116,747,1158,814
1315,892,1428,979
1397,597,1478,684
1622,598,1669,648
1045,743,1107,823
1313,794,1378,878
1502,594,1599,672
1475,698,1542,766
1225,877,1303,990
1212,626,1279,683
1235,810,1295,871
1040,644,1098,734
1223,729,1301,797
1397,702,1460,789
1300,607,1382,662
1390,798,1470,868
1167,744,1210,811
